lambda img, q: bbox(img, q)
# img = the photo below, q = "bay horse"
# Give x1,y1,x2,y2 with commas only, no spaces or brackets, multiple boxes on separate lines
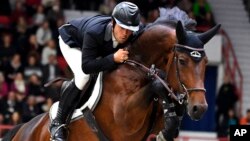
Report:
3,7,220,141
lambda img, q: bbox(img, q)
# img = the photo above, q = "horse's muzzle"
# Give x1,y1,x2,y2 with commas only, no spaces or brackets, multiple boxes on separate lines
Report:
188,103,208,121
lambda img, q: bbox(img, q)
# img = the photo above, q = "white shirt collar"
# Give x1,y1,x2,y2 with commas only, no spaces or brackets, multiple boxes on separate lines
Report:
112,32,119,48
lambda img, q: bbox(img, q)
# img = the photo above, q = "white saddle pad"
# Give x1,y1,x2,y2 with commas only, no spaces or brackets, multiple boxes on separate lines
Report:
49,72,103,121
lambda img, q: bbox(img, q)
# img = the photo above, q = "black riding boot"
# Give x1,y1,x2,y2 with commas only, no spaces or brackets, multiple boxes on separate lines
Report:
50,79,82,141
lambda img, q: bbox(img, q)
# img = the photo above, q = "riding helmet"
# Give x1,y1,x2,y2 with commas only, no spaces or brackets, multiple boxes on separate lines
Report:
112,2,140,32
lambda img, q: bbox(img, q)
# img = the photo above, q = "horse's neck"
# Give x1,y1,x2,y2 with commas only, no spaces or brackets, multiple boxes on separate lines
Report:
128,25,176,68
103,64,154,133
109,64,153,105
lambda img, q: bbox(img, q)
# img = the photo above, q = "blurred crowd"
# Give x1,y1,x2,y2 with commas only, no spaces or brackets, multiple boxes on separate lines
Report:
0,0,216,137
216,74,250,138
0,0,68,132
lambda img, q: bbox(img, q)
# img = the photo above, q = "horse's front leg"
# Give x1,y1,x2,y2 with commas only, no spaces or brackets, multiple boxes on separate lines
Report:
146,118,180,141
148,71,181,141
157,99,180,141
146,100,181,141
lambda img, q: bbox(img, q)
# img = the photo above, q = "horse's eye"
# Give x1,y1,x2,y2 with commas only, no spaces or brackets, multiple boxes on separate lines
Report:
179,58,186,65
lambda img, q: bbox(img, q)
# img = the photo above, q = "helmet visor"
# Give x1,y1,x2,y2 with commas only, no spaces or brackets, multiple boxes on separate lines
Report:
114,18,139,32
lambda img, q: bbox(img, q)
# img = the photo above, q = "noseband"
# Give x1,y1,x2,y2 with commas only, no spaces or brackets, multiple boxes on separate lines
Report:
125,44,206,104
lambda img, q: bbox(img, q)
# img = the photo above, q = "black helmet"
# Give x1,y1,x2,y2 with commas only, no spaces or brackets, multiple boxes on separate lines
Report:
112,2,140,32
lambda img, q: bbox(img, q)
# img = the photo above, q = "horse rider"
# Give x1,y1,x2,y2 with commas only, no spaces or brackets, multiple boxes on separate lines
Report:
49,1,141,141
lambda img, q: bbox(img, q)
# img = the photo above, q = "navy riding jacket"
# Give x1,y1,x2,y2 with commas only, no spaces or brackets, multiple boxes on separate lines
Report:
59,15,131,74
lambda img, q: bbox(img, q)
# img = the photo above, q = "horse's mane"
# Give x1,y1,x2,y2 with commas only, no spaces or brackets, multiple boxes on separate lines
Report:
147,7,197,31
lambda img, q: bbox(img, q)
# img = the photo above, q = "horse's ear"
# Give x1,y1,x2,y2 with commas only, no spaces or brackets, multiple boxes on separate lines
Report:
198,24,221,44
176,21,187,43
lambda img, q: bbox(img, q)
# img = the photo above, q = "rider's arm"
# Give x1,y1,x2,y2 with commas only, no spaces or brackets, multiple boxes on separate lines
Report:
81,32,117,74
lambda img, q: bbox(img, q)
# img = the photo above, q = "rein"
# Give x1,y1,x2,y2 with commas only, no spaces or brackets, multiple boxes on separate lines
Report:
125,59,180,102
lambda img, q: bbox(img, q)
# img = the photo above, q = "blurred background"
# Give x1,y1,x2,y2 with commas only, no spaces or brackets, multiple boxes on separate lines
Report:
0,0,250,140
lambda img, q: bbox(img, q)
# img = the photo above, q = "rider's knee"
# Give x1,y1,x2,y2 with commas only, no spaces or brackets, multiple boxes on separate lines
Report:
74,73,90,90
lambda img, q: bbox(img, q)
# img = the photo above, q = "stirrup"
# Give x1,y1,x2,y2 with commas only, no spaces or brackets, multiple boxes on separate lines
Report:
50,122,68,141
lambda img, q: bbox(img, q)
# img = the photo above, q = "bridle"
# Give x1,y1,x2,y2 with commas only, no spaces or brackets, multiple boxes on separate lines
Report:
125,43,206,104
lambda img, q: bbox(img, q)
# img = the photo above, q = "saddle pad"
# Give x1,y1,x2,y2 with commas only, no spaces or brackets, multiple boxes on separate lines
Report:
49,72,103,121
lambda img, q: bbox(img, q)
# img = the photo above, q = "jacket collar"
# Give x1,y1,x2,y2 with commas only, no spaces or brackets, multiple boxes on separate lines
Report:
105,23,118,48
104,23,112,41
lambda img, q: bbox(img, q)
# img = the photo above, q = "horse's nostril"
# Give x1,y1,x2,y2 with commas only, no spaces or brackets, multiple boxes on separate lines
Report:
189,104,208,120
193,105,198,113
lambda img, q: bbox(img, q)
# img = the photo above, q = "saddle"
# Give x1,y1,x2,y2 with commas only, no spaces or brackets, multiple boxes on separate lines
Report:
49,72,103,122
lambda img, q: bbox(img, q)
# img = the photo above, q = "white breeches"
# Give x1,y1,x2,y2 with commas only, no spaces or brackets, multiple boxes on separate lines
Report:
59,36,90,90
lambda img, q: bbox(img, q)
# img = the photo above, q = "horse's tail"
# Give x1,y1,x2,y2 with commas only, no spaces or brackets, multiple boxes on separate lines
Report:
2,123,24,141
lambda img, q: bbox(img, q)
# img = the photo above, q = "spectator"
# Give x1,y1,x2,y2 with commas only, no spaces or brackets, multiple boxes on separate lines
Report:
11,1,28,25
22,95,41,122
0,71,9,99
240,109,250,125
15,91,27,103
8,111,22,125
227,109,239,126
5,53,24,84
216,74,238,137
24,53,43,80
0,33,16,68
10,72,28,96
9,0,17,11
226,109,239,136
27,74,45,103
221,108,239,137
41,39,57,65
190,0,215,30
42,0,56,8
33,4,46,26
42,54,61,84
27,34,42,53
132,0,159,23
36,20,52,47
42,54,61,100
99,0,117,15
46,0,64,30
215,108,239,137
15,16,28,37
14,16,29,59
25,0,41,17
0,91,22,124
177,0,193,13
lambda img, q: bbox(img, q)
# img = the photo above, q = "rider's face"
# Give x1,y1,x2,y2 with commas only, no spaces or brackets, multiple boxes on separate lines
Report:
113,24,133,44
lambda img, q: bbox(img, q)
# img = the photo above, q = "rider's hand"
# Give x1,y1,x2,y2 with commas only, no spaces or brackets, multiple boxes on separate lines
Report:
113,49,129,63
